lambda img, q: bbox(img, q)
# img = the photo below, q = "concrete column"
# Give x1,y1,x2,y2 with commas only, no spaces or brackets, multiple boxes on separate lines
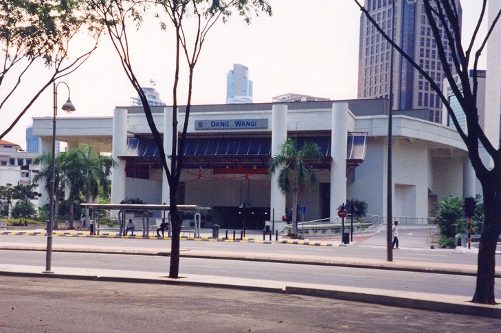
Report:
162,107,174,205
330,102,348,218
111,108,128,205
270,104,288,220
463,158,476,198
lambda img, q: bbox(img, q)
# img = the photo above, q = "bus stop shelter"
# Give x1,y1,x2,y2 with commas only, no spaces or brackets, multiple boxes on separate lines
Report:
80,203,210,237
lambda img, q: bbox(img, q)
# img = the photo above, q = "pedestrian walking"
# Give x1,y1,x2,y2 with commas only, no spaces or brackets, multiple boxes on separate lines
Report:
392,220,399,249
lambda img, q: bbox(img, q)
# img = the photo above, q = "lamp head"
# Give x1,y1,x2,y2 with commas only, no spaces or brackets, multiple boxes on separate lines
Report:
61,98,76,112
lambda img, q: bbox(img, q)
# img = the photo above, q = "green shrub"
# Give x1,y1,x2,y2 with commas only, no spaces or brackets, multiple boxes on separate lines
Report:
12,201,36,218
346,199,368,218
433,196,464,248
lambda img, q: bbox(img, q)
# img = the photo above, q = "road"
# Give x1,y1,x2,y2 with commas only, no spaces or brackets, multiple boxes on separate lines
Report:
1,249,497,297
1,276,499,333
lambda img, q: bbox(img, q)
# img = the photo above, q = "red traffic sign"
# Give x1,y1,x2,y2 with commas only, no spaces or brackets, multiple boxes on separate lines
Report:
337,209,347,218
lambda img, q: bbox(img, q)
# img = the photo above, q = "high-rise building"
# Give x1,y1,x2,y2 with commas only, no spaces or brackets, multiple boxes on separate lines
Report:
26,126,59,154
226,64,253,104
357,0,462,123
485,0,501,149
131,85,166,107
442,70,486,134
272,93,329,103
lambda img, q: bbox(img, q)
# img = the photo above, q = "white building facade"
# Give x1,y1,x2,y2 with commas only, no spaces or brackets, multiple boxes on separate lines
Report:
32,99,471,227
0,140,39,188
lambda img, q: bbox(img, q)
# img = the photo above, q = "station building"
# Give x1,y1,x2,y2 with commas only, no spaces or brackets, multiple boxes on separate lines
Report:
31,99,473,228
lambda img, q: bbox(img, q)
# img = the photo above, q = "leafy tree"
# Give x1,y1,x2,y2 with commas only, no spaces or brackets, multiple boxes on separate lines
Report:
269,138,323,237
433,196,464,248
0,0,101,140
354,0,501,304
0,184,41,218
346,199,368,218
12,200,36,218
88,0,271,278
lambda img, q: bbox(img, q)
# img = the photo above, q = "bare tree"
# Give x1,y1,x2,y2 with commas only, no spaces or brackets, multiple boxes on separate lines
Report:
0,0,102,140
89,0,271,278
353,0,500,304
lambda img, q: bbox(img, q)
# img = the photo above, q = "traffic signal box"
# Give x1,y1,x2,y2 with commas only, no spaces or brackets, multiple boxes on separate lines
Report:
464,197,476,218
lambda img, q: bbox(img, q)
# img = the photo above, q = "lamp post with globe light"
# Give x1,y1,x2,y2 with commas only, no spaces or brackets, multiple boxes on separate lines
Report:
44,81,76,273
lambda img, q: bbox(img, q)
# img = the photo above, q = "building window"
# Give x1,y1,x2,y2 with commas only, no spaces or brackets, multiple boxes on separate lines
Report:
9,158,15,165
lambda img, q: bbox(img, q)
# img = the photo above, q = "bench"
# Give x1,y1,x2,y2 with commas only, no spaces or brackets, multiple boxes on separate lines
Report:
180,226,195,237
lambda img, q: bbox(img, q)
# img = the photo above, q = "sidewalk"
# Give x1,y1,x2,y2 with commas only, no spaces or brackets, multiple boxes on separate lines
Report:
0,263,500,319
2,230,500,318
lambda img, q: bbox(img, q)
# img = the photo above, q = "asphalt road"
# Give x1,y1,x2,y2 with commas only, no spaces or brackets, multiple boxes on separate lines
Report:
0,233,480,266
1,250,497,297
1,276,499,333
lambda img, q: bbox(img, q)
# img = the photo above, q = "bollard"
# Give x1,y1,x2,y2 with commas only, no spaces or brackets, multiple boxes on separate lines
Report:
233,230,236,241
269,230,272,241
263,230,266,241
225,229,228,240
243,227,246,238
275,230,278,241
240,230,243,240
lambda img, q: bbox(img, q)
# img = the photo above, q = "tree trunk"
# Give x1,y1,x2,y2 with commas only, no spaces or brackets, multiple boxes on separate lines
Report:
291,188,298,237
69,201,74,229
53,197,59,230
472,178,501,304
169,193,181,278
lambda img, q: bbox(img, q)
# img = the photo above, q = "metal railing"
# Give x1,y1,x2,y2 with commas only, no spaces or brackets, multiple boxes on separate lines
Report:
290,215,435,238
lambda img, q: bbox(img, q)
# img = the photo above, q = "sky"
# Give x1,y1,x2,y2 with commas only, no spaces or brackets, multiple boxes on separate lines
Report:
1,0,488,150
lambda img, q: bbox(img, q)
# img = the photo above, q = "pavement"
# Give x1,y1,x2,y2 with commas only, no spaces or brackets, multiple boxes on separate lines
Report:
1,228,501,319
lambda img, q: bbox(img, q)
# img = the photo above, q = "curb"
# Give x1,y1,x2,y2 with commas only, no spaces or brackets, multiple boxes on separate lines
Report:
285,287,501,319
0,269,499,319
0,231,337,247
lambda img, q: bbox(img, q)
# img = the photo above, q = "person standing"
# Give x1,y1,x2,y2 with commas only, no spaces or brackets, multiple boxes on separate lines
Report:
392,221,399,249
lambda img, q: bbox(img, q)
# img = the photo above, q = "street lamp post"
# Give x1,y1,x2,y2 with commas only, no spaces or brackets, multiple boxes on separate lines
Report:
44,81,76,274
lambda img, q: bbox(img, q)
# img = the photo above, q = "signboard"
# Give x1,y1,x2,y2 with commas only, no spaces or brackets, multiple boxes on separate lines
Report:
195,119,268,131
337,208,347,218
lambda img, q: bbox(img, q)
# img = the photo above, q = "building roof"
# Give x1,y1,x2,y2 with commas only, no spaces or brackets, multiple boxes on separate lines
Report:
0,140,21,150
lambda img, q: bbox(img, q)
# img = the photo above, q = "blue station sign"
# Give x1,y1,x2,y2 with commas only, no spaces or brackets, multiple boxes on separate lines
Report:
195,119,268,130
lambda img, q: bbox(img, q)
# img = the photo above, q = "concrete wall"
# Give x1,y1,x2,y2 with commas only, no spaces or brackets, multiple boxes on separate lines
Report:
348,137,385,216
392,139,430,218
184,173,270,208
125,178,162,204
431,157,463,199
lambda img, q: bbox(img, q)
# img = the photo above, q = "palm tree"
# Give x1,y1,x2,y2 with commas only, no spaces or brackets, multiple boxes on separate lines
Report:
269,138,323,237
73,145,114,227
59,149,86,229
34,145,114,229
33,153,66,229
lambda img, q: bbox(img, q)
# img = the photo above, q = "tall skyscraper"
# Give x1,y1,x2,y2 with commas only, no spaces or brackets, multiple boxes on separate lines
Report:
226,64,253,104
442,70,486,133
357,0,462,123
26,126,60,154
485,0,501,149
